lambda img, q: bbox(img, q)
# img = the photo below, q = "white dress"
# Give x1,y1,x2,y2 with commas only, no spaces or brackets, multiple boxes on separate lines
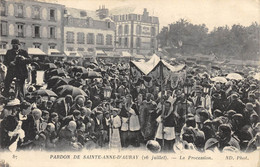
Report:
109,115,121,149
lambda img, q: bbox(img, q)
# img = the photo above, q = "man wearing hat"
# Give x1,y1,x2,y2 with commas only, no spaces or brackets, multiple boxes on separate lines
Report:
3,39,30,99
226,93,245,115
204,124,240,151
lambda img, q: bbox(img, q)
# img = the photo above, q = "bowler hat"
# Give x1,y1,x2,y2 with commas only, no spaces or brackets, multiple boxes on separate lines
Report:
11,39,20,45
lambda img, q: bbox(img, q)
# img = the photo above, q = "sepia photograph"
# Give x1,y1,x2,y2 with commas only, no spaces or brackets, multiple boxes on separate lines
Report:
0,0,259,166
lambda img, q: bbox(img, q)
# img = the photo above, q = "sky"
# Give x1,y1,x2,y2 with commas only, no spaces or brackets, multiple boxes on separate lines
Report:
45,0,260,31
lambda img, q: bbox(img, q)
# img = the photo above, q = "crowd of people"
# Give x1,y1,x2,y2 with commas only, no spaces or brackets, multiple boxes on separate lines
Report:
0,39,259,153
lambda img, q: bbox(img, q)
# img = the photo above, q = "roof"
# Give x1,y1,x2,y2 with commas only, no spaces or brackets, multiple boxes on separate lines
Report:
28,48,46,55
110,6,145,15
66,7,101,20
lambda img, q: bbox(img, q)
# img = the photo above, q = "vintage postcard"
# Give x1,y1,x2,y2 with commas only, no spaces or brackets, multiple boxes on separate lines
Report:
0,0,259,167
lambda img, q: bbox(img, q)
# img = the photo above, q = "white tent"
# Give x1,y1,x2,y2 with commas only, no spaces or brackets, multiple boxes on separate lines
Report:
48,49,65,57
131,54,185,75
64,51,83,58
121,51,132,57
28,48,46,55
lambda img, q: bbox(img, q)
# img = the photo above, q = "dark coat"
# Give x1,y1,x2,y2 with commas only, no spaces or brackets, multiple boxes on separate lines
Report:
4,49,30,79
51,98,70,120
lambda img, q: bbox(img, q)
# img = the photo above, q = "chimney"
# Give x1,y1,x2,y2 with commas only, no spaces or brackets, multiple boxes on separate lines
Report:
96,5,109,19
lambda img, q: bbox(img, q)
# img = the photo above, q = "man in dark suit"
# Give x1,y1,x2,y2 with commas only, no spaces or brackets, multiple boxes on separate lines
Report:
51,95,73,122
3,39,30,100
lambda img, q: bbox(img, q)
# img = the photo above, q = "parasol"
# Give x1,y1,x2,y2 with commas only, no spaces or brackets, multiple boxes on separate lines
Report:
226,73,243,80
210,77,228,83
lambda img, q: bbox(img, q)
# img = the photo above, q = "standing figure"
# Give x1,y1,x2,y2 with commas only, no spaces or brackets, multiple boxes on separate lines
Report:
3,39,30,100
109,108,121,149
140,93,158,142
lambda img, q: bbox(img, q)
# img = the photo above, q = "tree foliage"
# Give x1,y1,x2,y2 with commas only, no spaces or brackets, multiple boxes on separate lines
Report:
157,20,260,60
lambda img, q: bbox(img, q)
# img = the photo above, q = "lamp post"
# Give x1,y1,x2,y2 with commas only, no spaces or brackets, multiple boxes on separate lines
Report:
183,81,193,116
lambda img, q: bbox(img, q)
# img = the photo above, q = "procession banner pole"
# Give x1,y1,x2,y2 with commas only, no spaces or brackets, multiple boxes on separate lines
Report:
159,56,165,148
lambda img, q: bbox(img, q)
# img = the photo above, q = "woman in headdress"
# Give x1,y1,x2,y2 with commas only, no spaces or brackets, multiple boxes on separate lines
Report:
109,108,121,149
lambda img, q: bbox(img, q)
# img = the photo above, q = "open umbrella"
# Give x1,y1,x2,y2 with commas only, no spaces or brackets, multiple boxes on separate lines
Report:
49,68,66,77
81,71,102,79
33,89,57,97
56,85,87,98
71,66,86,73
85,63,98,69
226,73,243,80
44,63,57,70
210,77,228,83
52,78,74,89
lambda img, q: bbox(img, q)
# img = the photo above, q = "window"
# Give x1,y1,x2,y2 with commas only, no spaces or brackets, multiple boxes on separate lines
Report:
17,4,23,17
87,33,94,44
77,48,84,51
50,9,55,21
80,11,86,17
67,47,74,51
106,35,112,45
151,27,156,36
0,1,6,16
0,21,7,36
77,32,85,44
66,32,74,43
136,25,141,35
136,37,141,48
17,23,24,37
33,43,41,49
124,25,129,34
151,38,155,48
118,25,122,35
138,15,141,21
0,42,7,49
96,34,104,45
34,25,40,38
87,48,94,52
126,15,128,20
107,22,111,29
49,44,56,49
33,6,40,19
49,26,55,38
124,37,128,47
118,38,122,46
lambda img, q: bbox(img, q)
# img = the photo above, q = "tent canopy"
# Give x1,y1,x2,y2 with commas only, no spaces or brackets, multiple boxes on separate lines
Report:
28,48,46,55
131,54,185,75
48,49,65,57
64,51,83,58
121,51,132,57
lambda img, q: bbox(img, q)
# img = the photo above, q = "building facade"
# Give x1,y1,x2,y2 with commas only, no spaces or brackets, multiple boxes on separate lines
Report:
63,6,116,56
0,0,65,54
111,8,159,55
